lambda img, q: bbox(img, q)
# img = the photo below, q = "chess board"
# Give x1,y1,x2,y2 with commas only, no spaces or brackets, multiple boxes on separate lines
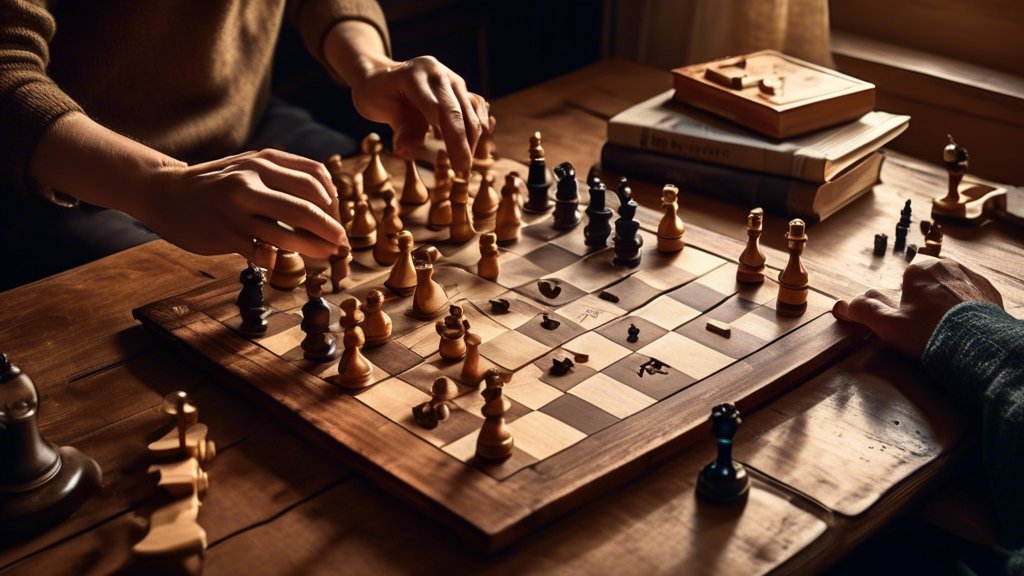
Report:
134,156,864,551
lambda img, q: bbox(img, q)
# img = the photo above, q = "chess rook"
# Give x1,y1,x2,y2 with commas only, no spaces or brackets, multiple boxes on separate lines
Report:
523,132,553,213
736,208,766,283
656,184,685,252
696,403,750,504
583,178,613,248
776,219,809,317
873,233,888,256
551,162,581,230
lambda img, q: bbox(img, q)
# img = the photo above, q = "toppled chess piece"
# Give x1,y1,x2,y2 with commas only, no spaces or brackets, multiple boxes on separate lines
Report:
551,162,581,230
919,220,944,257
550,357,574,376
540,314,560,330
584,178,613,249
413,377,455,429
476,370,514,462
656,184,685,252
627,323,640,343
776,219,809,317
736,208,766,284
537,280,561,299
873,233,888,257
488,298,511,314
436,305,470,359
0,354,102,540
524,132,553,213
237,264,270,336
696,403,750,504
637,358,668,377
894,199,912,252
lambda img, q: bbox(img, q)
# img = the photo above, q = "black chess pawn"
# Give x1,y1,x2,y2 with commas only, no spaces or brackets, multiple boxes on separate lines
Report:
627,323,640,343
237,264,269,336
488,298,511,314
613,184,643,267
0,354,102,539
540,314,561,330
894,199,912,252
696,403,750,504
550,357,574,376
524,132,553,213
584,178,613,248
551,162,581,230
873,233,888,256
300,275,338,362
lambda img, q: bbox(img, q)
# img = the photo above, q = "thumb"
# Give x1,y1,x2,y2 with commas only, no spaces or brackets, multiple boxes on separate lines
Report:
844,294,904,341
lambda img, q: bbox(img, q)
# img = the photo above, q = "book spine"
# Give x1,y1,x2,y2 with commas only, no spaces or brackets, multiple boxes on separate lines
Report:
600,144,817,220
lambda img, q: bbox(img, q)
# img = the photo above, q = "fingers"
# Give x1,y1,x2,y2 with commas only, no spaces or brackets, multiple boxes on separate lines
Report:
845,293,904,339
246,216,339,259
431,80,474,173
244,185,345,247
450,80,482,154
864,288,900,308
252,150,336,203
229,158,333,209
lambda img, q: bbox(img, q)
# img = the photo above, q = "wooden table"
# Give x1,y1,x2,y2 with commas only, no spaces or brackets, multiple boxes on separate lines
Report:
2,58,1022,576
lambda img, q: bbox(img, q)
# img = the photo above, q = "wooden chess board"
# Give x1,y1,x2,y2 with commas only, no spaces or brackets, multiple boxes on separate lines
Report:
134,156,865,551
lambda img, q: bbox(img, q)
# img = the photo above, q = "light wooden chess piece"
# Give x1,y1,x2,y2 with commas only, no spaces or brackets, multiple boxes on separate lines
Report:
656,184,685,252
449,173,475,243
301,273,338,361
400,158,429,207
495,172,523,245
411,261,449,319
251,240,278,281
385,230,417,297
330,244,352,294
477,232,500,281
459,332,486,385
776,219,809,317
347,199,378,250
270,250,305,290
472,115,497,174
472,171,500,232
360,133,395,196
940,135,968,206
737,207,767,283
132,491,207,560
475,369,513,462
412,377,455,429
149,392,216,463
363,289,392,348
436,304,469,360
373,189,404,265
334,299,374,390
428,160,454,231
336,172,357,225
919,220,944,256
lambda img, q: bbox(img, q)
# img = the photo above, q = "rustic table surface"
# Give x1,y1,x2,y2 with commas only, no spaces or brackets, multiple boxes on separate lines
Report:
1,58,1021,576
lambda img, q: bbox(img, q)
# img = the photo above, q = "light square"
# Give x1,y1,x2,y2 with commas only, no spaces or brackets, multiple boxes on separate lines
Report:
256,324,304,356
633,295,701,330
479,330,550,370
506,411,588,460
556,294,626,329
395,322,443,357
568,373,657,419
552,250,634,293
502,364,565,410
560,331,631,372
695,263,745,296
637,331,734,380
441,429,480,462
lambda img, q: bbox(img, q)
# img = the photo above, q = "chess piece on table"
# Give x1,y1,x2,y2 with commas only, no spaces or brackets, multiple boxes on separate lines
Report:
363,289,392,348
584,178,613,248
551,161,581,230
334,301,375,390
537,279,561,299
873,233,888,257
149,391,216,463
360,133,395,196
347,199,378,250
931,135,1008,224
336,173,357,225
270,250,306,290
330,244,352,294
488,298,511,314
919,220,944,256
385,231,418,297
472,171,500,232
905,244,918,261
428,150,454,230
477,232,500,281
612,182,643,267
777,219,809,317
736,208,767,283
400,158,429,207
412,261,449,319
656,184,685,252
412,377,455,429
472,115,498,174
476,369,514,462
940,135,969,207
237,264,270,336
627,323,640,343
540,314,560,330
894,200,912,252
436,304,470,360
459,332,486,385
449,173,476,243
300,273,338,361
495,172,523,245
550,357,574,376
0,354,102,540
696,403,750,504
373,189,404,265
524,132,553,213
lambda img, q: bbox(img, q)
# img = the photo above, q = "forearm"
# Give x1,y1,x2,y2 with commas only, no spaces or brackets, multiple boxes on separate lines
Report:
28,112,184,219
322,20,394,91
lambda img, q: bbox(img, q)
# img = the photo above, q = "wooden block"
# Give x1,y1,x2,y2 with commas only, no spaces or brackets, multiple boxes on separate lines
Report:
132,493,207,557
706,319,732,338
148,424,215,464
149,458,208,499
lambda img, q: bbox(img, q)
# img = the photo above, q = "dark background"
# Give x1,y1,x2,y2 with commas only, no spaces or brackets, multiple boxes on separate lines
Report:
272,0,604,143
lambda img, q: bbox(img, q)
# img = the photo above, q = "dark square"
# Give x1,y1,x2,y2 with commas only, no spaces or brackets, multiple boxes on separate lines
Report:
231,310,301,343
472,447,539,481
382,297,425,340
521,221,564,242
602,353,696,401
705,295,762,324
516,313,587,348
427,408,485,446
600,276,662,311
596,316,668,352
674,318,768,360
539,394,620,435
363,340,423,376
520,243,580,273
667,281,729,312
533,350,599,391
514,278,587,308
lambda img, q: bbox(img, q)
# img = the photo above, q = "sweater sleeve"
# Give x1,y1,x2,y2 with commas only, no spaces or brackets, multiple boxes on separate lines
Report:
0,0,83,207
287,0,391,69
922,301,1024,557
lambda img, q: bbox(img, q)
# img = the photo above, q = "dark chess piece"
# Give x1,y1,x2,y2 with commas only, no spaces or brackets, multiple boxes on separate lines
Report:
612,182,643,267
537,280,562,299
627,323,640,343
300,274,338,362
550,357,574,376
584,178,613,248
524,132,553,213
551,162,581,230
894,199,912,252
540,314,561,330
873,233,888,256
0,354,102,540
236,264,269,336
696,403,750,504
488,298,511,314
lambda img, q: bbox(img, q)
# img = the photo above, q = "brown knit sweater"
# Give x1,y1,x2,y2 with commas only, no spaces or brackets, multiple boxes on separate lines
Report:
0,0,390,206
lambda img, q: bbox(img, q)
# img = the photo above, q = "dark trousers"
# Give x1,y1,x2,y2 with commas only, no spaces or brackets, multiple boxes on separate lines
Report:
0,98,358,292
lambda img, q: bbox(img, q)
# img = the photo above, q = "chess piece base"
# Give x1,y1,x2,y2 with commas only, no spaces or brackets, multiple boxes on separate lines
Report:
269,271,305,291
695,462,750,504
384,282,416,298
775,299,807,318
238,307,270,337
409,304,447,321
656,235,685,253
349,233,377,251
302,336,339,362
364,333,392,348
495,233,520,246
332,371,374,391
523,183,553,214
932,182,1006,225
471,157,495,174
439,338,467,360
613,254,642,268
736,264,765,284
0,446,102,540
475,437,514,462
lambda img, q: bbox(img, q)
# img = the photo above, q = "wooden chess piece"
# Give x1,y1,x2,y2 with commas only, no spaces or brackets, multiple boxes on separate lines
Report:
477,232,500,281
300,273,338,362
363,289,392,348
360,133,395,196
150,392,216,463
940,135,968,207
919,220,944,256
612,182,643,267
696,403,750,504
373,189,404,265
584,178,613,248
270,250,306,290
776,219,809,317
737,208,767,283
656,184,685,252
329,244,352,294
400,158,429,207
412,261,449,319
524,132,553,213
347,199,378,250
428,150,454,230
449,173,475,243
335,172,357,225
459,332,486,385
894,200,912,252
0,354,102,539
931,135,1007,224
495,172,523,245
131,491,207,561
472,171,500,232
472,115,497,174
475,369,514,462
236,264,270,335
435,304,469,360
412,377,455,429
385,230,418,297
551,161,581,230
251,240,278,280
334,304,374,390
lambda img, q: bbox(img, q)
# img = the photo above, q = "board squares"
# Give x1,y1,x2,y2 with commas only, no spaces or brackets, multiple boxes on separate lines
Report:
636,331,734,380
538,394,619,435
478,330,550,371
555,294,625,329
632,295,701,331
514,278,587,308
601,353,696,401
596,316,668,352
567,372,657,419
505,411,588,460
559,331,631,372
516,312,587,348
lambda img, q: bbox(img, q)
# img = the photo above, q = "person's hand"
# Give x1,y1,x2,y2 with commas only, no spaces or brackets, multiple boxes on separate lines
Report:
140,149,347,259
833,256,1003,358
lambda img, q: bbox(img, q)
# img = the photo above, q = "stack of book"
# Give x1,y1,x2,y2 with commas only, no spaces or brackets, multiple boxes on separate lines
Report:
602,51,910,222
